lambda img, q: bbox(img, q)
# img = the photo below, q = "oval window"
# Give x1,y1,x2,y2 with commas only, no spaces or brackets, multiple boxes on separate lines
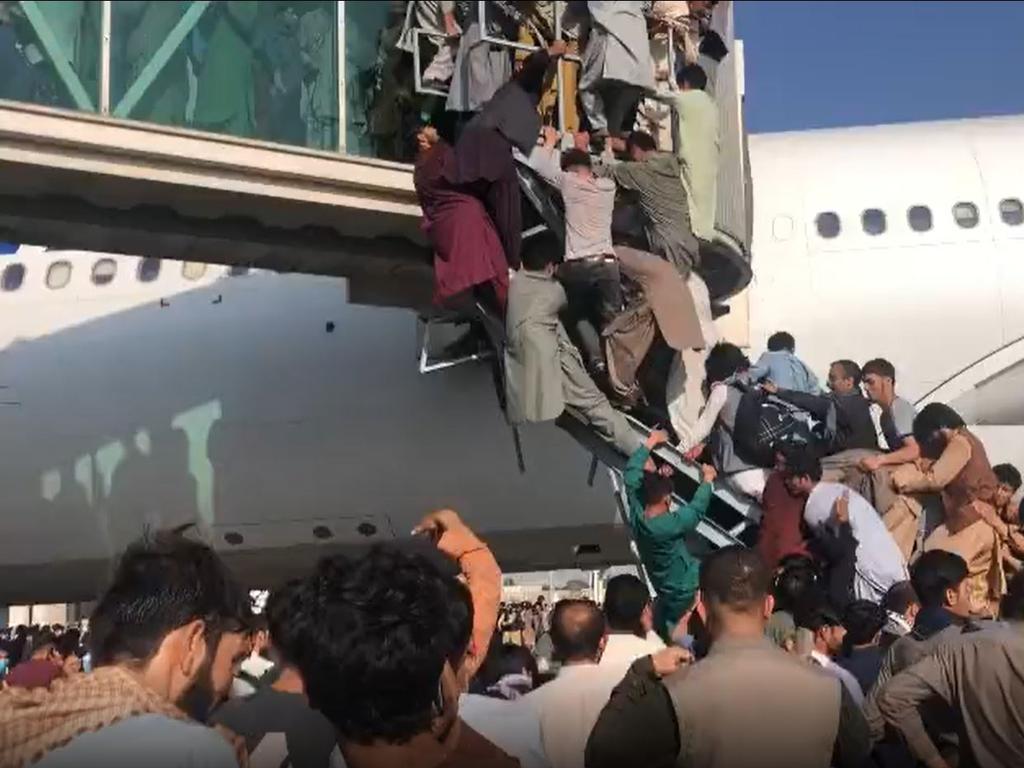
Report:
2,263,25,291
999,198,1023,226
91,258,117,286
815,212,840,239
907,205,932,233
46,261,72,289
862,208,887,236
182,261,207,281
137,257,161,283
953,202,979,229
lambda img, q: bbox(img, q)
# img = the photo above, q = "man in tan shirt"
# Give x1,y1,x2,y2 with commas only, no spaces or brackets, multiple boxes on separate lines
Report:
877,571,1024,768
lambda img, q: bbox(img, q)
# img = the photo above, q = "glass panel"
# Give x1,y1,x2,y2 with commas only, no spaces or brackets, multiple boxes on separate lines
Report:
91,257,116,285
2,263,26,291
907,205,932,233
46,260,72,289
999,198,1023,226
110,1,338,149
182,260,207,280
137,256,161,282
0,1,102,111
815,212,840,239
953,202,979,229
862,209,886,235
345,1,391,158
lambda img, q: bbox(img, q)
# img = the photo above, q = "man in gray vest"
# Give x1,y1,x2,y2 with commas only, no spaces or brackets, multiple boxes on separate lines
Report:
585,547,871,768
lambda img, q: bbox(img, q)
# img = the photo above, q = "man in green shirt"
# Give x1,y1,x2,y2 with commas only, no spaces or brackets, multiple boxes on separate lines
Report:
624,429,717,641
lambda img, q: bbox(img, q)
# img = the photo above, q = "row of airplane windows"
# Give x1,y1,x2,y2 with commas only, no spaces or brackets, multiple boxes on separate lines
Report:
813,198,1024,239
0,257,250,292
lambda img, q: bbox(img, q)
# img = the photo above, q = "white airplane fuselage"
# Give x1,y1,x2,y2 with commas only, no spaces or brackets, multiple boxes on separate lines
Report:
3,114,1024,604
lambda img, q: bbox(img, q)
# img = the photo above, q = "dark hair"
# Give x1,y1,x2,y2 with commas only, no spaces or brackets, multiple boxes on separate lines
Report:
520,231,562,272
910,550,968,609
794,592,842,633
476,641,539,694
767,331,795,353
561,148,592,171
88,532,252,667
33,630,58,655
913,403,965,459
603,575,652,634
772,559,819,614
704,342,750,385
699,547,771,613
265,579,306,668
550,599,605,662
677,63,708,91
782,450,823,483
994,463,1022,491
642,471,674,508
842,599,886,647
290,546,460,745
55,632,81,660
1001,570,1024,621
444,578,474,669
831,359,862,386
881,581,919,615
862,358,896,382
625,131,657,154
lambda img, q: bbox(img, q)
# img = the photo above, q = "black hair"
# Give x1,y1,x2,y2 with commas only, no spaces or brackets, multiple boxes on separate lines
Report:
625,131,657,154
55,632,81,660
550,599,605,662
265,579,306,668
1001,569,1024,621
560,148,592,171
699,547,771,612
704,342,750,385
841,599,886,647
603,575,652,635
520,231,562,272
475,640,539,695
881,580,919,615
772,559,819,614
641,471,674,508
444,578,474,669
794,591,842,633
994,463,1022,491
782,450,823,483
766,331,795,353
862,358,896,382
677,63,708,91
88,531,252,667
290,546,460,745
33,630,58,654
831,359,862,387
913,403,965,460
910,550,968,610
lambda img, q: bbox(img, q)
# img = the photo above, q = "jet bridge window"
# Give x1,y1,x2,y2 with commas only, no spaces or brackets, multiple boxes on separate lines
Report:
999,198,1023,226
861,208,887,236
137,258,161,283
46,261,72,290
815,212,841,239
953,202,980,229
2,263,25,291
91,259,117,286
907,205,933,232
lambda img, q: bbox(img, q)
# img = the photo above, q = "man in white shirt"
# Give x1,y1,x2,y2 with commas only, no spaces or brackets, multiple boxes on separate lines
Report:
784,452,909,603
795,596,865,706
599,574,666,677
524,599,628,768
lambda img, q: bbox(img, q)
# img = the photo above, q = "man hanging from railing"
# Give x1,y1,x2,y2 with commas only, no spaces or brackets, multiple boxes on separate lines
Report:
504,230,642,457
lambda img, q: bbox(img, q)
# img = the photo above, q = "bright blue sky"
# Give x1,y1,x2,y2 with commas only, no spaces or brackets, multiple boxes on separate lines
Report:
736,1,1024,133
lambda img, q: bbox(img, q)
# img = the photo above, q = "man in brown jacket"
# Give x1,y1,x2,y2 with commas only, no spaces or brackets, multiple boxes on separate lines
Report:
585,547,871,768
877,570,1024,768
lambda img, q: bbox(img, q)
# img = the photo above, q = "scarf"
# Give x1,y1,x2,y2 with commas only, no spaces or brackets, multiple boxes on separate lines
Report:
0,665,235,768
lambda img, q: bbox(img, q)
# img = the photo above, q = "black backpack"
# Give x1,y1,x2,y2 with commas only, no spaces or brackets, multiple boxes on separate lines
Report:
731,384,821,468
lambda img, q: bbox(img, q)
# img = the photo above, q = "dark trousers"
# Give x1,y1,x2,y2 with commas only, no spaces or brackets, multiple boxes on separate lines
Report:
557,258,623,371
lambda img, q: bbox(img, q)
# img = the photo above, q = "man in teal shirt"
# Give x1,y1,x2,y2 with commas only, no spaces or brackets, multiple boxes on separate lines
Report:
624,429,717,641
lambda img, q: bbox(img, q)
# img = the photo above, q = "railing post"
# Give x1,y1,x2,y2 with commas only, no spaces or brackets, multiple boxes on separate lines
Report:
99,1,112,114
336,1,346,153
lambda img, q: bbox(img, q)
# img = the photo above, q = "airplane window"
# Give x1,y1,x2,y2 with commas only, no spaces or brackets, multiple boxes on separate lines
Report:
953,202,979,229
182,261,207,281
907,205,933,232
999,198,1023,226
862,208,886,236
137,257,161,282
91,258,117,286
228,266,250,277
815,212,840,239
2,263,25,291
46,261,72,290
